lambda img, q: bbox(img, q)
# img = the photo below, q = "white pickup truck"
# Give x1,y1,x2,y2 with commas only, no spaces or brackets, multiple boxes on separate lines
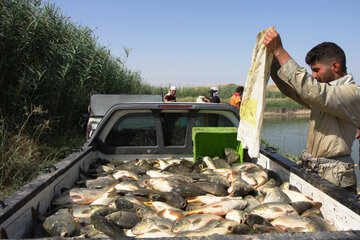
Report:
1,95,360,239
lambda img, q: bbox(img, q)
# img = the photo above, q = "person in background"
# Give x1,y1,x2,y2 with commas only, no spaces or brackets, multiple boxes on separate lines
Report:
204,87,220,103
230,86,244,109
164,86,177,102
264,27,360,190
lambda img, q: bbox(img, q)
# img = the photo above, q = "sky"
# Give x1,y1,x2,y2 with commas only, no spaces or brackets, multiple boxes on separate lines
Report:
46,0,360,87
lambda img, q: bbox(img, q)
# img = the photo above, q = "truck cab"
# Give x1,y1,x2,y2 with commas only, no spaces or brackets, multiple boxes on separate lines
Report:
87,94,240,155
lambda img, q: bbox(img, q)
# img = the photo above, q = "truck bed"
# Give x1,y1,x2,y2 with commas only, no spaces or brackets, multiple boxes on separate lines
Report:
1,102,360,239
1,147,360,239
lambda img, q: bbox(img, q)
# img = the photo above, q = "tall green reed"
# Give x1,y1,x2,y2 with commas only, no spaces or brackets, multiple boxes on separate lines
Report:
0,0,147,135
0,0,153,196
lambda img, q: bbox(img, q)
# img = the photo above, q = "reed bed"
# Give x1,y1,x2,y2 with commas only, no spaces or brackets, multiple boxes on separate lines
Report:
0,0,304,198
176,87,301,110
0,0,159,196
265,98,303,109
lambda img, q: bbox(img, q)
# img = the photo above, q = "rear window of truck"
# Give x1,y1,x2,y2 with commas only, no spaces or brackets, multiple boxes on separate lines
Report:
105,113,157,146
194,112,234,127
160,112,189,146
102,109,237,148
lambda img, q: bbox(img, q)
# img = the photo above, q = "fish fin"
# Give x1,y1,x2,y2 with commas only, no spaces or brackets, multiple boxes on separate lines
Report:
211,205,223,208
1,228,9,239
143,202,153,206
271,207,284,212
31,203,45,222
286,227,307,232
273,224,287,230
107,192,119,198
75,222,81,232
294,227,307,232
70,195,82,200
193,218,202,224
82,209,91,214
285,209,296,214
312,201,322,208
169,210,184,220
157,225,171,231
304,195,314,201
184,210,203,216
158,209,166,216
187,197,197,203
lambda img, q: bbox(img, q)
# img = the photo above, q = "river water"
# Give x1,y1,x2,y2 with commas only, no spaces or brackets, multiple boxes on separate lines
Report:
262,116,360,185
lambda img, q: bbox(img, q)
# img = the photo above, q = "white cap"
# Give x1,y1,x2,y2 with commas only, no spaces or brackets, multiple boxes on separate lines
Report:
170,86,177,91
210,86,218,92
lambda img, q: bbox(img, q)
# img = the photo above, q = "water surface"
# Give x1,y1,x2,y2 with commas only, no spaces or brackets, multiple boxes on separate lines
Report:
262,116,360,185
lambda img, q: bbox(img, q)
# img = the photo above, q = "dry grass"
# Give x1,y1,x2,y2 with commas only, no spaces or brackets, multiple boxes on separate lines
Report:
0,105,85,199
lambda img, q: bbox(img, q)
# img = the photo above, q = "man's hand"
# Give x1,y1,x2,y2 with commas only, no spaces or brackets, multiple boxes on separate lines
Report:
263,27,283,54
263,27,290,66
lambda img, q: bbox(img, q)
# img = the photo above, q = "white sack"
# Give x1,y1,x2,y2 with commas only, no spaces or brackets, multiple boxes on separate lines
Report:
196,96,205,103
237,28,273,158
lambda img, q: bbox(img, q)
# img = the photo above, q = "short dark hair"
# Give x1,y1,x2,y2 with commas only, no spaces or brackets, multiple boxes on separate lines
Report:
236,86,244,93
305,42,347,73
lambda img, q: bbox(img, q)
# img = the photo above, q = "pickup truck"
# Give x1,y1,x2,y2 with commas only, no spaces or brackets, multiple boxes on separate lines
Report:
1,96,360,239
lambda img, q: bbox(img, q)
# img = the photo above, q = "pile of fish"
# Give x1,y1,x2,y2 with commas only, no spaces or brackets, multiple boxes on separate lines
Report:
39,147,336,238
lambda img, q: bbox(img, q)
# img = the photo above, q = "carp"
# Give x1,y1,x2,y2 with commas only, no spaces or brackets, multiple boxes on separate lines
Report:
107,211,141,229
261,187,291,204
43,208,76,237
249,202,298,221
131,217,174,235
228,179,253,197
185,199,247,216
224,147,240,164
172,213,224,233
270,215,320,232
225,209,249,224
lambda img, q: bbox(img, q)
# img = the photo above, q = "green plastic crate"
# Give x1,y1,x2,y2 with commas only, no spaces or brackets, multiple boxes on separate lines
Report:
192,127,243,163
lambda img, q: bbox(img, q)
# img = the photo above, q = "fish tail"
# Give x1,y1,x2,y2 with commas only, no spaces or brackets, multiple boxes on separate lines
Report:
312,201,322,208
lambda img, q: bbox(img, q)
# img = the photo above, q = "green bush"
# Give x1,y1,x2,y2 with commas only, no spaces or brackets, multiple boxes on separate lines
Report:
265,98,304,109
266,90,285,98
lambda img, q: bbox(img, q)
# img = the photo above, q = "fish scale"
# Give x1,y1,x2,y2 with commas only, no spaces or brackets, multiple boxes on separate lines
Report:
43,155,334,238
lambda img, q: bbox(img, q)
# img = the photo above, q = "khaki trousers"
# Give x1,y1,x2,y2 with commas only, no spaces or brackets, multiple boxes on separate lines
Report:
300,151,357,188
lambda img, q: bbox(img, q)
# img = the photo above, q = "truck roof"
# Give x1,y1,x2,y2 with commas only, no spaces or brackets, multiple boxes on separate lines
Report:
90,94,163,116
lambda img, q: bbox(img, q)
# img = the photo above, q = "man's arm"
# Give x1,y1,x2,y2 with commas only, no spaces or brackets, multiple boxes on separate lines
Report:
264,27,360,122
270,58,311,109
263,27,290,66
264,27,311,109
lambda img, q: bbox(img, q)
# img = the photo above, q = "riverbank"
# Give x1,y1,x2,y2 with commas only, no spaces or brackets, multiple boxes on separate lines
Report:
264,108,310,117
